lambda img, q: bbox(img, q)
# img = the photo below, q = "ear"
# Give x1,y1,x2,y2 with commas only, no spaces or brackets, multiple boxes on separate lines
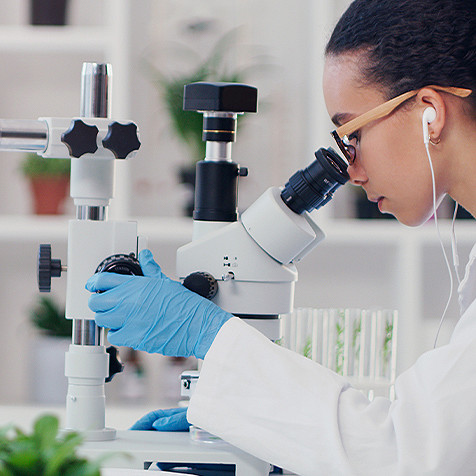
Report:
417,88,446,141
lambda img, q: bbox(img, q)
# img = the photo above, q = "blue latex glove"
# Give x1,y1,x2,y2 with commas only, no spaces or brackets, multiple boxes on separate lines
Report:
86,249,231,359
130,407,190,432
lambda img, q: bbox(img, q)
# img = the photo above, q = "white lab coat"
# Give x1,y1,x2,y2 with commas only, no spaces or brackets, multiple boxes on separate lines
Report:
188,243,476,476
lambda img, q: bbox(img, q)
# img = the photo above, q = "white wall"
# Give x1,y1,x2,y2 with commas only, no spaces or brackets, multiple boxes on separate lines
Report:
119,0,352,217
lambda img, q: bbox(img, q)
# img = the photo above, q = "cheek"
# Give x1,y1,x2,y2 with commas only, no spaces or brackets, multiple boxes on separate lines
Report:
360,129,437,225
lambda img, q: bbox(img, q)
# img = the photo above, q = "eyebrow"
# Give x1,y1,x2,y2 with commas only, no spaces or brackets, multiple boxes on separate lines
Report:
331,112,352,127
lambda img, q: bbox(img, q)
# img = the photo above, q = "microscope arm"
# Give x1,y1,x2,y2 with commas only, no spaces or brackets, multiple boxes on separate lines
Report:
177,187,325,318
0,117,140,160
0,63,142,440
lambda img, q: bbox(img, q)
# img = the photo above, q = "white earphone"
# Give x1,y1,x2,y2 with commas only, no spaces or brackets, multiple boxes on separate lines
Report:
422,107,436,144
421,105,460,347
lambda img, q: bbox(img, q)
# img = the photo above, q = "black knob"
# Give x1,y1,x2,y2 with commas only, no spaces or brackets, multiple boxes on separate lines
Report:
105,346,124,383
38,244,63,292
61,119,99,158
95,253,143,276
102,122,141,159
183,82,258,113
183,272,218,299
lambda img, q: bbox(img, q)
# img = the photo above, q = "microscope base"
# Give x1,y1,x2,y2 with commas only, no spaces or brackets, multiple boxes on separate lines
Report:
79,430,270,475
60,427,116,441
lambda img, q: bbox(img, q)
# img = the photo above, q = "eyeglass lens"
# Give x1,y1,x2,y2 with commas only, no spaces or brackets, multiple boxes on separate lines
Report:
332,131,356,165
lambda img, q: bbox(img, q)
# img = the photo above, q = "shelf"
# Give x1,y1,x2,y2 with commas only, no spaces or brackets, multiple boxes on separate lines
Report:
0,215,193,244
0,26,109,54
0,215,474,246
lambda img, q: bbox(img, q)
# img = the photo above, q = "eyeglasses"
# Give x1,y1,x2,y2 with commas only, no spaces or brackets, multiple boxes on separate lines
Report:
331,85,472,165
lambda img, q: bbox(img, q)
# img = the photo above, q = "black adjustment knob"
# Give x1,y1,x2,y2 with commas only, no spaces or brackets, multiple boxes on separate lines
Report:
61,119,99,158
105,346,124,383
38,244,63,292
95,253,143,276
183,82,258,113
183,272,218,299
102,122,141,160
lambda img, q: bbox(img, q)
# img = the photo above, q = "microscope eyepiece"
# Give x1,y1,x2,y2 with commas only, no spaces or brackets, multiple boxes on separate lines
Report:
280,147,349,214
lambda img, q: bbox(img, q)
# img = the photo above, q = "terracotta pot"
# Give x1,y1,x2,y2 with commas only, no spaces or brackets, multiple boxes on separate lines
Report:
29,175,70,215
30,0,69,26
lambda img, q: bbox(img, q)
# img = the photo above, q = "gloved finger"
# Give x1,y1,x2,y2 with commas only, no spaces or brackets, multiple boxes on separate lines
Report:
94,309,125,331
129,408,187,431
88,290,122,313
101,326,131,346
152,410,190,432
130,409,164,430
138,249,164,278
85,272,133,292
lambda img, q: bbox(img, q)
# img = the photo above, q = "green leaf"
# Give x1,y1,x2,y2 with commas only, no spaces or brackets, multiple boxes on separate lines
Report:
34,415,59,451
30,296,72,337
0,460,15,476
44,433,83,476
0,415,102,476
4,447,41,474
141,27,257,163
62,459,101,476
20,153,70,178
302,337,313,359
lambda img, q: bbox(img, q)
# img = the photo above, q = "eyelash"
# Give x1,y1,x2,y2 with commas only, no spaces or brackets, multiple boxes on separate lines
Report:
348,131,361,144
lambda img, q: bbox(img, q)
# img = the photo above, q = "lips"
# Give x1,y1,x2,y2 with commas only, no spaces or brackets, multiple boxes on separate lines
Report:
367,195,383,203
365,193,385,211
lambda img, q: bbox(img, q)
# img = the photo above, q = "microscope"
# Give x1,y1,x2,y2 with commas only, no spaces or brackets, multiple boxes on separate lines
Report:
0,62,142,441
1,70,349,473
177,81,349,345
176,84,350,455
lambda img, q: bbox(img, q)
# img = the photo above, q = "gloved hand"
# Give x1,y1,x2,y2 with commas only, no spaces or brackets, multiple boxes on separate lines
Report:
86,249,232,359
130,407,190,432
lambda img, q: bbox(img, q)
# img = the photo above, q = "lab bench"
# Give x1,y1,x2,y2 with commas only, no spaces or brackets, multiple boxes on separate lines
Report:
0,405,289,475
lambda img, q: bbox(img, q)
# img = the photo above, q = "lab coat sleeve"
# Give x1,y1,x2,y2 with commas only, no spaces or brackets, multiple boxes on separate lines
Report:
188,315,476,476
187,317,388,475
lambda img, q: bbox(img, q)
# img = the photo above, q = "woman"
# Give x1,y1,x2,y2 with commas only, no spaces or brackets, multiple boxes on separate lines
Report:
86,0,476,474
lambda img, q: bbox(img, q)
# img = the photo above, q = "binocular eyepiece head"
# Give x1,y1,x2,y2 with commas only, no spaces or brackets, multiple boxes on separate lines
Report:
281,147,349,214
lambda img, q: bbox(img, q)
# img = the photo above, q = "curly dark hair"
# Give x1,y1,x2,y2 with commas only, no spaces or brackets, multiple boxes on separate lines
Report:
325,0,476,116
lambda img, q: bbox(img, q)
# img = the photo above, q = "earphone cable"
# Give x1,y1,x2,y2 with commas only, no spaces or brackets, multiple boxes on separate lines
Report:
426,142,455,348
451,202,461,285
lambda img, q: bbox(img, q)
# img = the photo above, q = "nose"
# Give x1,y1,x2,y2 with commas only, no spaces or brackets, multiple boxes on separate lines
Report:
347,160,368,186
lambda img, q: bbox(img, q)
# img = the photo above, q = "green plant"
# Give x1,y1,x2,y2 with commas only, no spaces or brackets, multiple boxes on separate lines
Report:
302,337,312,360
381,319,394,374
20,153,70,178
0,414,101,476
335,311,345,375
30,296,72,338
143,29,255,163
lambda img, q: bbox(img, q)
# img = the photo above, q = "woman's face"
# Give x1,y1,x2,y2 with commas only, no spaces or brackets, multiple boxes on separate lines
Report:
323,52,443,226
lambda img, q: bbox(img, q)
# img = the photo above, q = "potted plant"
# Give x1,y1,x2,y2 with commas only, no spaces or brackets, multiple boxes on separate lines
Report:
29,296,72,404
21,153,71,215
143,28,258,215
0,414,101,475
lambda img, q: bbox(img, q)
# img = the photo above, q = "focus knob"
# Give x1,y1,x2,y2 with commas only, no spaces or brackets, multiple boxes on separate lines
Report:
95,253,143,276
61,119,99,158
105,346,124,382
183,272,218,299
102,122,141,159
38,244,63,292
